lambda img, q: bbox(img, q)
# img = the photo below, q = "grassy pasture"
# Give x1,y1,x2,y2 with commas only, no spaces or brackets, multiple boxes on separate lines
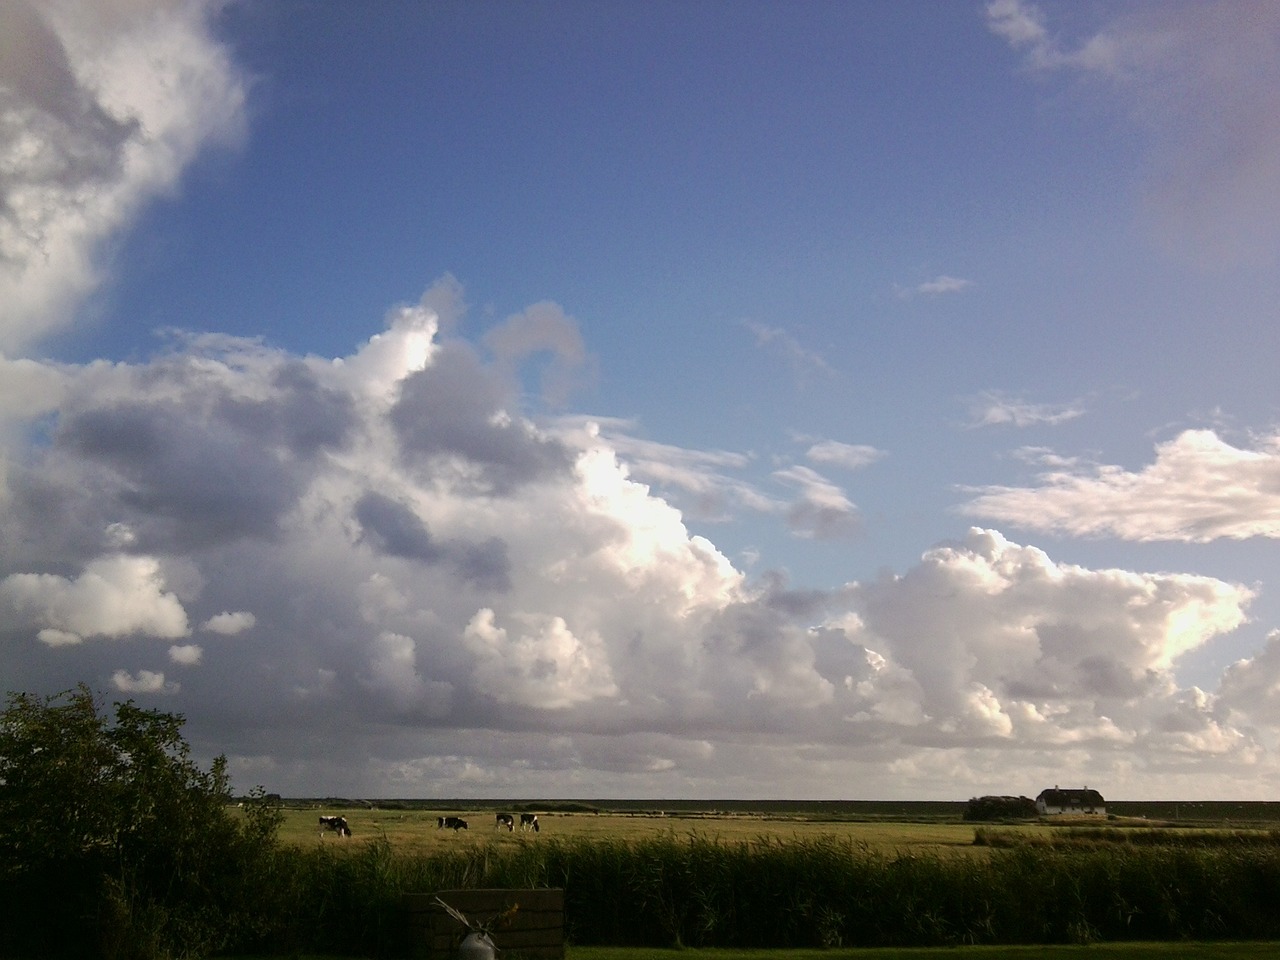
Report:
287,805,1015,856
279,801,1280,857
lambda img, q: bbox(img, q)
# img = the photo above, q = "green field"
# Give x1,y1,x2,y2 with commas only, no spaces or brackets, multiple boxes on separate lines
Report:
279,797,1280,856
222,800,1280,959
286,806,998,855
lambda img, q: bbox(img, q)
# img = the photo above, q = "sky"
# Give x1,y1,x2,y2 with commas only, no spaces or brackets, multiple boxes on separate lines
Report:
1,0,1278,801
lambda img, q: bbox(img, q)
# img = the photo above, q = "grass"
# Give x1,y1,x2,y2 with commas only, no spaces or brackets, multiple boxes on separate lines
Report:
220,806,1280,957
278,806,1007,856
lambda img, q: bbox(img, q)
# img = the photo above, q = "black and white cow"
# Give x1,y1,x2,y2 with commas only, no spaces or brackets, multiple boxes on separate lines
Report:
318,815,351,838
495,813,515,831
519,813,539,833
437,816,468,830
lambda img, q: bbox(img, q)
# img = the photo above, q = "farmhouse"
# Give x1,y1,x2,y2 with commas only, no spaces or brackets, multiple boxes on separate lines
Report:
1035,786,1105,816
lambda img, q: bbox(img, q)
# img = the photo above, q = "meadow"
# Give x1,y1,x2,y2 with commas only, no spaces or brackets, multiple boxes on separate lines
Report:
234,799,1280,957
283,804,993,855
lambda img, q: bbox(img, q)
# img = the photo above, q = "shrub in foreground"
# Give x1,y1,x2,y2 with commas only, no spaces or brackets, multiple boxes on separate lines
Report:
0,685,283,960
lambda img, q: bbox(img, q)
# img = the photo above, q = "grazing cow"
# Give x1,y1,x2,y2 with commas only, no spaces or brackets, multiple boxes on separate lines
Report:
318,815,351,838
495,813,515,831
520,813,539,833
437,815,468,830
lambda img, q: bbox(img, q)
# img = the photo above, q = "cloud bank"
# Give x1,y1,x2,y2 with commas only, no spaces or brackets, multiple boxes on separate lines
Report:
1,287,1274,798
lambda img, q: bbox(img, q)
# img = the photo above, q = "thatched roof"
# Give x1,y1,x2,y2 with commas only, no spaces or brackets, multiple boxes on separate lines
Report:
1036,787,1105,806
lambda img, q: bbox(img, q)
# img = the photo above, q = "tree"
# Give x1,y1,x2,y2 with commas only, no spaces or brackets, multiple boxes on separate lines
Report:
963,794,1038,821
0,684,282,959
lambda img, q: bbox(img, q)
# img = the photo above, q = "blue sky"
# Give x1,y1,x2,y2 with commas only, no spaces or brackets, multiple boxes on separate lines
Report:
2,0,1279,800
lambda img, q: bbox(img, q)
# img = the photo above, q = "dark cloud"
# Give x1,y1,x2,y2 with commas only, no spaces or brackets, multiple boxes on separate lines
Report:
353,491,510,590
391,343,575,493
216,361,357,456
56,403,303,549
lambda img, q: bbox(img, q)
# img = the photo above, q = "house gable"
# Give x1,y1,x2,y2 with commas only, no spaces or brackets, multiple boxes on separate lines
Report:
1035,786,1105,815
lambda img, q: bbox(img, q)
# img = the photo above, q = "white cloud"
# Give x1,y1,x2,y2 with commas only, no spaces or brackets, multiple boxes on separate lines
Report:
837,527,1252,748
0,0,246,354
961,429,1280,541
169,643,202,665
112,668,178,695
37,628,82,648
0,554,190,642
804,439,886,472
569,419,774,523
1,281,1277,797
916,275,973,296
463,608,618,709
967,391,1085,428
201,611,255,635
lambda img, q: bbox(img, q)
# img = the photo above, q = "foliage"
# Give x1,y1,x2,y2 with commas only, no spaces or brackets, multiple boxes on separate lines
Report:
229,831,1280,956
965,795,1038,821
0,684,283,960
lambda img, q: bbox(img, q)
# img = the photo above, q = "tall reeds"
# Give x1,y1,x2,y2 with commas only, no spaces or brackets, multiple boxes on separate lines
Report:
239,831,1280,956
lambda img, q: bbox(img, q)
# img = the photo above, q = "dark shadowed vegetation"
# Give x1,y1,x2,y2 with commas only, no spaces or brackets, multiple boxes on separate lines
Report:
5,690,1280,958
964,796,1038,821
0,686,283,959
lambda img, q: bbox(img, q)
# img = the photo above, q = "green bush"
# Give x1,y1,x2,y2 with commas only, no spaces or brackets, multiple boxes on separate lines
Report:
0,685,283,960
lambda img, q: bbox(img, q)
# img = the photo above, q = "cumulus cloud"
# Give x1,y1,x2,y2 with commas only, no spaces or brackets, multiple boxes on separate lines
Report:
463,608,618,709
0,282,1276,797
0,554,190,643
112,668,178,695
836,528,1252,748
987,0,1280,266
960,429,1280,541
169,643,202,665
569,419,773,523
201,610,255,635
0,0,246,353
966,390,1085,428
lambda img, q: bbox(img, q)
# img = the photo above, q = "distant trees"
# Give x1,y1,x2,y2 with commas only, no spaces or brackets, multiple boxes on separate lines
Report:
0,684,282,959
964,795,1037,821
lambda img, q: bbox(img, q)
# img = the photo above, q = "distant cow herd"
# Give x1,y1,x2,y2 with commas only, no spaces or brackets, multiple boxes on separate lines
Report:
317,811,542,838
492,813,539,832
437,812,540,832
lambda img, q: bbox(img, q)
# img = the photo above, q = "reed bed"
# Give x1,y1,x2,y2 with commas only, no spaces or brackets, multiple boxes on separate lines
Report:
245,832,1280,957
974,826,1280,850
